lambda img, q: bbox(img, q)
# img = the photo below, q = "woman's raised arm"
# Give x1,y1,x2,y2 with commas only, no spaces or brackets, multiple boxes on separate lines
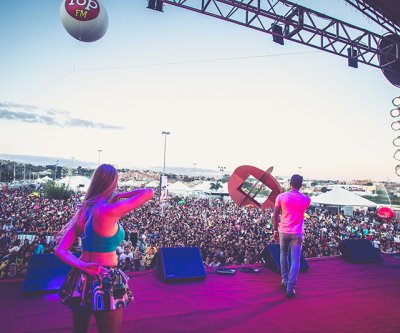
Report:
100,188,154,220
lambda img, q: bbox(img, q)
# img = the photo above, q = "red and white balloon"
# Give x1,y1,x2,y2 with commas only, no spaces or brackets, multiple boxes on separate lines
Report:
376,206,395,221
60,0,109,42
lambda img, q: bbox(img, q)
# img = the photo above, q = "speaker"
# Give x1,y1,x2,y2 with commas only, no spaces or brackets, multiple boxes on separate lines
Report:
260,243,309,272
156,247,206,282
339,239,383,263
21,253,74,295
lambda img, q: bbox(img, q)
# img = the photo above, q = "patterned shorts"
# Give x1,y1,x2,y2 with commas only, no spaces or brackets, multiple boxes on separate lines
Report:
59,267,133,311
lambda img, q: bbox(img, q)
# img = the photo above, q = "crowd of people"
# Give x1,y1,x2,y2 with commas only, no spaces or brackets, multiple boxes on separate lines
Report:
1,186,399,279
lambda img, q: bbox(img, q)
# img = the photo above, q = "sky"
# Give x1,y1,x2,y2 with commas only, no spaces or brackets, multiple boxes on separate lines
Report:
0,0,399,182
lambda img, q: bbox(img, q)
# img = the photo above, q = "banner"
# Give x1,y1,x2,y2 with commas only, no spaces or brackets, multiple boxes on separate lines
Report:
160,175,168,202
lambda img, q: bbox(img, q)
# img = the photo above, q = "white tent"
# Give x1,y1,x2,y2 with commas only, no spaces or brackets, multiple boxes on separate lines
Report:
118,179,143,187
191,181,228,194
56,176,91,192
191,181,213,193
168,181,192,195
35,176,53,184
146,180,159,188
311,187,377,207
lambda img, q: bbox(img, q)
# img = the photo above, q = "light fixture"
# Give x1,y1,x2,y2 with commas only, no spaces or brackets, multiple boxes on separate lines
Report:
147,0,164,11
393,149,400,160
393,136,400,147
390,108,400,117
392,96,400,107
396,165,400,176
391,121,400,131
271,24,284,45
347,47,358,68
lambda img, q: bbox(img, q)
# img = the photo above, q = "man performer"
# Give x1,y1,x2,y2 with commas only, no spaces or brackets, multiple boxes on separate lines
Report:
273,174,311,298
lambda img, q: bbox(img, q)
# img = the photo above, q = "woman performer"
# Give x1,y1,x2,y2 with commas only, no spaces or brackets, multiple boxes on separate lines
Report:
55,164,154,333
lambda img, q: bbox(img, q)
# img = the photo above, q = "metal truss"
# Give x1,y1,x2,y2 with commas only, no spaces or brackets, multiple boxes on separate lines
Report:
158,0,400,71
343,0,400,35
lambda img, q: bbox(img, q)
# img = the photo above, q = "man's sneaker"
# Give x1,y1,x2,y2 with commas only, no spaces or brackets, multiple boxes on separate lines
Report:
281,281,287,289
286,289,296,298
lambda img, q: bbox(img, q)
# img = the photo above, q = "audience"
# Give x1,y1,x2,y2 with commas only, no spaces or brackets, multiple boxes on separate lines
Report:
0,187,399,279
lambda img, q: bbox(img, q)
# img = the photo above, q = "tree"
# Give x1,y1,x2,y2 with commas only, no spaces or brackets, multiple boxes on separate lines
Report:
220,174,230,183
210,182,222,192
44,181,74,200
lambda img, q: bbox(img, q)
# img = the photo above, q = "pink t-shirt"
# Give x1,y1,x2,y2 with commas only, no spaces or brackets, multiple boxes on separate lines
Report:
275,189,311,234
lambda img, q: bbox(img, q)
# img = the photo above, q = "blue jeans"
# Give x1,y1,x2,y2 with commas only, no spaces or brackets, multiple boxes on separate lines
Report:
279,232,303,291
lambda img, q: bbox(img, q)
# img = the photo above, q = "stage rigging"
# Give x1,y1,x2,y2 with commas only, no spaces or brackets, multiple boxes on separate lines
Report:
147,0,400,87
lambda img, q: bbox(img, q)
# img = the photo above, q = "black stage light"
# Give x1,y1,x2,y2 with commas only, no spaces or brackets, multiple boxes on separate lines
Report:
271,24,284,45
147,0,163,12
347,47,358,68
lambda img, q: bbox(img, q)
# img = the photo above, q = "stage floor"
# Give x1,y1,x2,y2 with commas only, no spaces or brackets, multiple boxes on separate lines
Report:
1,255,400,333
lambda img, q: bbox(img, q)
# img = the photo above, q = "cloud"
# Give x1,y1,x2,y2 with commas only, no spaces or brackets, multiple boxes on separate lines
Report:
0,102,124,130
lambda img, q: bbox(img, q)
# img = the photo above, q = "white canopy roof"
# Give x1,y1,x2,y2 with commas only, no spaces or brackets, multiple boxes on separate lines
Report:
311,187,377,207
191,181,228,194
56,176,91,192
168,181,191,195
35,176,53,183
146,180,159,188
118,179,143,187
191,181,213,193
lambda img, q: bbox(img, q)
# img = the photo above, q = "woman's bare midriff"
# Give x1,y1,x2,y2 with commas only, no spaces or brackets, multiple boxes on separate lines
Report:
80,251,118,267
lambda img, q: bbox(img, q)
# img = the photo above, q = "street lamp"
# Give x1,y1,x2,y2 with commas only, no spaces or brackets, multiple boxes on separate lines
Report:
193,163,197,178
161,131,170,174
70,157,75,176
298,166,302,175
97,149,103,165
54,160,59,181
218,166,226,180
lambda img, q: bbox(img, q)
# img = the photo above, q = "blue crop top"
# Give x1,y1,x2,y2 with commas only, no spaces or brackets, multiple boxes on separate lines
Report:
81,209,125,253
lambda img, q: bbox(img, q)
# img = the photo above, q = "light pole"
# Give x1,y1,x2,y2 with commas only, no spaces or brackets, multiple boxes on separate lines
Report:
161,131,170,174
70,157,75,176
298,166,302,175
54,160,59,181
218,166,226,180
97,149,102,165
193,163,197,178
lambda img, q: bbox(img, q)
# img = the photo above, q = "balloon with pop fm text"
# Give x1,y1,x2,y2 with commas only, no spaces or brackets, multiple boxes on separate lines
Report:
376,206,395,221
60,0,108,42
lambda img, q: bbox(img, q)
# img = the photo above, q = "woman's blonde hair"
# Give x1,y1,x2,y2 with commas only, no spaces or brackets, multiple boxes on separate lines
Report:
59,164,118,238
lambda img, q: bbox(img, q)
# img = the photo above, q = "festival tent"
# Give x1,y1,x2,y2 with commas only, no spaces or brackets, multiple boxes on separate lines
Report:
191,181,213,193
311,187,377,207
194,181,229,193
118,179,143,187
35,176,53,184
146,180,159,188
56,176,91,192
167,181,191,195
